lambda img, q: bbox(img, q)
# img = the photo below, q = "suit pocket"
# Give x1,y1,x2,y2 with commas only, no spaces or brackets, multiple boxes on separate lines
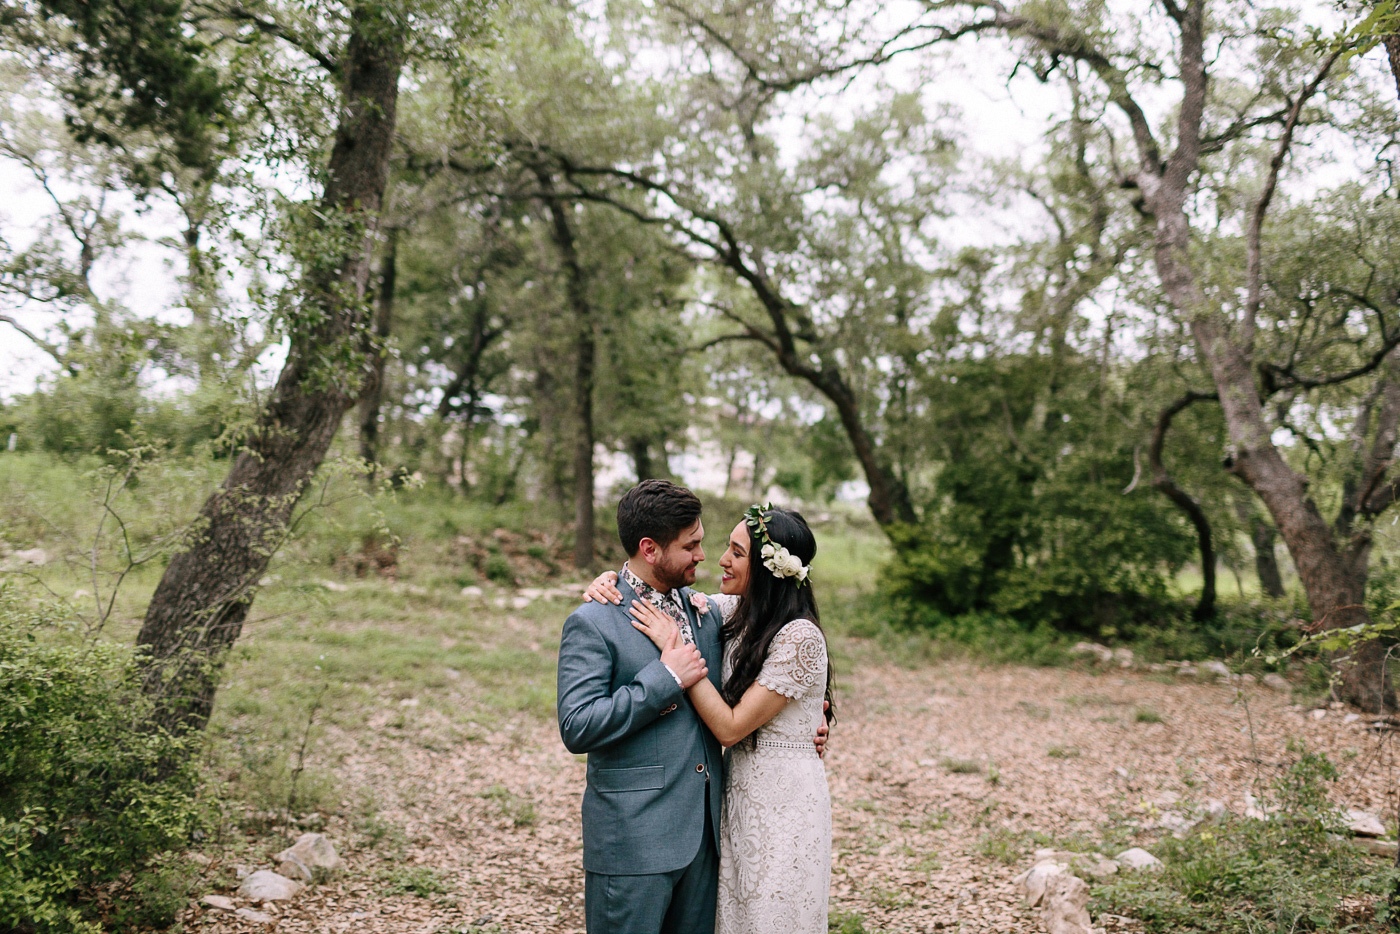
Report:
592,765,665,793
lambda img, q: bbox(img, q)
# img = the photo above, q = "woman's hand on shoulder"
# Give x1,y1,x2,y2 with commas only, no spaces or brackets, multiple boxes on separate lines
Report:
582,570,622,604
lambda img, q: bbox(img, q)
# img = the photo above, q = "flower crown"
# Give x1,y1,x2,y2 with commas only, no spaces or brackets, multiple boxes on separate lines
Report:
744,503,811,585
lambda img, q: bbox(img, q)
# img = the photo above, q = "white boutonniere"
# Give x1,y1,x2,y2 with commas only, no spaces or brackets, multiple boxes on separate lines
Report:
690,592,709,620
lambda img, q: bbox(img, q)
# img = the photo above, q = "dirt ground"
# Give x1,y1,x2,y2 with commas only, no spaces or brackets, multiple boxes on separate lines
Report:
186,660,1395,934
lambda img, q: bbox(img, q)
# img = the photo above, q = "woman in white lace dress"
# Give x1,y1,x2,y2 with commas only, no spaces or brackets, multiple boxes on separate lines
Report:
587,505,834,934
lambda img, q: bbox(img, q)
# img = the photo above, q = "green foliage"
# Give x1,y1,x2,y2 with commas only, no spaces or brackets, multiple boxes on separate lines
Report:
1093,750,1398,932
0,585,206,933
828,909,871,934
380,864,455,898
35,0,228,174
976,828,1031,865
881,353,1195,638
482,785,537,827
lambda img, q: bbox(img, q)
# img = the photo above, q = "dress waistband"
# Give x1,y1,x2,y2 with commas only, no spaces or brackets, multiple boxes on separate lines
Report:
753,738,820,756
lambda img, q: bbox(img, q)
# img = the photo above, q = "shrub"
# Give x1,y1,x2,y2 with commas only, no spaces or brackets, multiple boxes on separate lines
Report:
0,586,205,932
1093,749,1400,932
881,446,1194,638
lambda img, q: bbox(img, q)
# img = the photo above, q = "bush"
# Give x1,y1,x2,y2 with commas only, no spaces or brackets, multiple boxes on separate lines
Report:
1093,748,1400,932
881,452,1194,638
0,586,206,933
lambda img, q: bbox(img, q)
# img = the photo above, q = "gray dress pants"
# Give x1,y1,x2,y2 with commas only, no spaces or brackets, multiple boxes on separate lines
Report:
583,796,718,934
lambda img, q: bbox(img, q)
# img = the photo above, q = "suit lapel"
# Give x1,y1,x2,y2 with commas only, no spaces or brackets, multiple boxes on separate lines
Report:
681,587,724,684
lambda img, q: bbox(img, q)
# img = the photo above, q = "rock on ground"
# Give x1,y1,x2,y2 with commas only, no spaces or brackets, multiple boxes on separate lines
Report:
273,833,346,883
1114,848,1164,871
1012,862,1065,907
1346,810,1386,838
201,895,235,911
1071,642,1114,665
1043,873,1095,934
1199,660,1231,680
237,870,303,901
235,908,276,924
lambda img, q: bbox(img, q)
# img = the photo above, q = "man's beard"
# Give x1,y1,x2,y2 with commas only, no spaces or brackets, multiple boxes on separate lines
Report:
654,556,696,591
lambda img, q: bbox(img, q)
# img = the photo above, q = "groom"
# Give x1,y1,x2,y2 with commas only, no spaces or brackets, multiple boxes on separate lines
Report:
557,480,726,934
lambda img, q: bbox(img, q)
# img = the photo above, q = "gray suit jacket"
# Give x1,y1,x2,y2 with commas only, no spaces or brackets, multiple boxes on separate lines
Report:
557,574,726,875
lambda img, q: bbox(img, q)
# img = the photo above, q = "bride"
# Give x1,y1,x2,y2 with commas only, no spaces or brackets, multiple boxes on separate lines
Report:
586,504,834,934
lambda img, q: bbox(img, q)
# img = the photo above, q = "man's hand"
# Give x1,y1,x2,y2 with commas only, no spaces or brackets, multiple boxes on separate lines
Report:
814,700,831,758
582,570,623,604
659,627,708,689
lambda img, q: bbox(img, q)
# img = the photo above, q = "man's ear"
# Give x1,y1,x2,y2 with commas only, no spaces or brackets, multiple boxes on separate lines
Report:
637,537,660,566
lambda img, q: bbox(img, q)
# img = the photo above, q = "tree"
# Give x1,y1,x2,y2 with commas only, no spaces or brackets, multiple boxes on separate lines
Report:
948,0,1399,708
13,0,491,735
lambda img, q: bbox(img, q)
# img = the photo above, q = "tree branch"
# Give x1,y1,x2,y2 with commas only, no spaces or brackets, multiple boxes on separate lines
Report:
1147,389,1219,619
0,313,72,372
207,3,340,75
1243,46,1346,349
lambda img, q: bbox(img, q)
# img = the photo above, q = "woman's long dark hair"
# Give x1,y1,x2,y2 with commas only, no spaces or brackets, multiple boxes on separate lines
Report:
721,507,836,726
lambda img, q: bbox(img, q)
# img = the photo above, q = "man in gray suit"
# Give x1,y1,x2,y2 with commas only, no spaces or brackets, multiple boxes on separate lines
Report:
557,480,727,934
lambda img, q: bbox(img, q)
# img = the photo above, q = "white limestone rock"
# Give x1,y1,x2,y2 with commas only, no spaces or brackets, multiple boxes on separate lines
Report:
201,895,235,911
1070,642,1114,665
1115,847,1164,871
235,907,276,924
236,870,302,901
1262,673,1291,692
1346,810,1387,838
1043,872,1095,934
272,833,345,882
1364,839,1399,859
1012,861,1065,908
1199,660,1231,681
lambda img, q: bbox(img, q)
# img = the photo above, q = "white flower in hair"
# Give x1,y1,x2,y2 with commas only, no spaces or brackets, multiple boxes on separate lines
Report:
762,542,809,580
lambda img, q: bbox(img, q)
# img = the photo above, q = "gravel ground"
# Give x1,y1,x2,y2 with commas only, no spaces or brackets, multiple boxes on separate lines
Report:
185,660,1395,933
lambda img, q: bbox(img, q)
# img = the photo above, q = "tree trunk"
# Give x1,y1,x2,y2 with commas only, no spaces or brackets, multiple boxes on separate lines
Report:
358,226,399,485
812,369,917,527
1231,495,1285,597
1137,4,1386,709
534,165,596,570
1214,350,1390,708
630,437,655,481
136,8,405,736
1384,35,1400,101
1149,394,1216,620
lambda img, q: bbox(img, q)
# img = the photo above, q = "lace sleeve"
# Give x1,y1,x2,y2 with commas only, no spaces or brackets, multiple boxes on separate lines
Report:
710,593,739,624
755,619,827,699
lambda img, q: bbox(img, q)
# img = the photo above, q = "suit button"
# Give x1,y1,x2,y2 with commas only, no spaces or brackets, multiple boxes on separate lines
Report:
696,763,705,773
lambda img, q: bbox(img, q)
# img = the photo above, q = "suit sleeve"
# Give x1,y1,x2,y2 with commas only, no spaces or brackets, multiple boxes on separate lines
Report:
557,608,684,755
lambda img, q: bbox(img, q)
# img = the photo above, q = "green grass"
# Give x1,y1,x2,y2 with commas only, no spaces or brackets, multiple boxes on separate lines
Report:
1093,750,1399,932
380,865,454,898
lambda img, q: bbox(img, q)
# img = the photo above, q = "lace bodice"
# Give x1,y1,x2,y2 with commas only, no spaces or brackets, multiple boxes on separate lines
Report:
719,617,828,749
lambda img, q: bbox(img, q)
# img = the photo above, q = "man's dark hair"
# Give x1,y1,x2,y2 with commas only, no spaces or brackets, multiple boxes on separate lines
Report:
617,480,703,556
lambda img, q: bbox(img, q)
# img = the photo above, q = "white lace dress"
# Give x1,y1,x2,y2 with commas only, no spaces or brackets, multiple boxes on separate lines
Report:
710,595,831,934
